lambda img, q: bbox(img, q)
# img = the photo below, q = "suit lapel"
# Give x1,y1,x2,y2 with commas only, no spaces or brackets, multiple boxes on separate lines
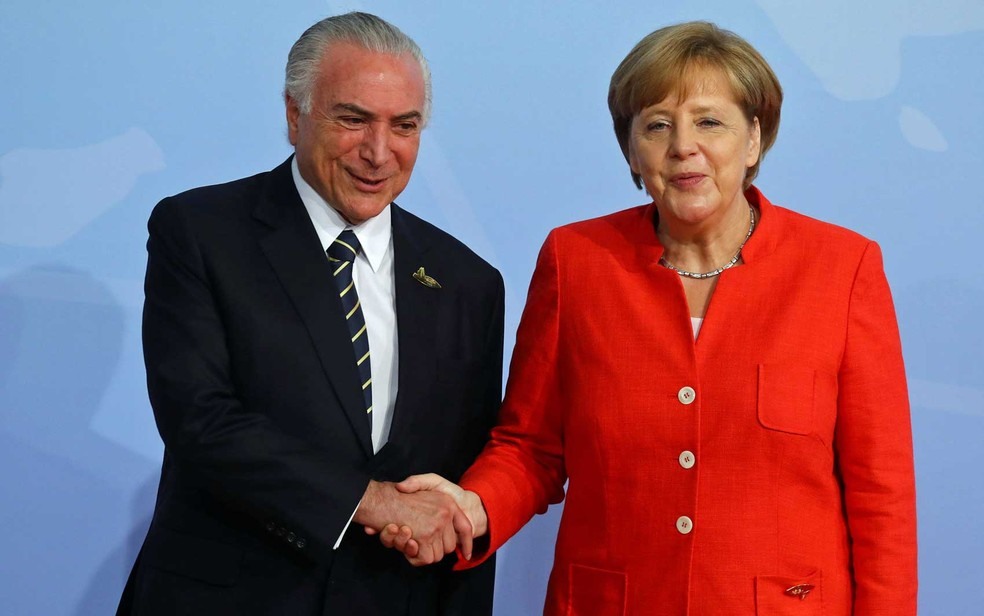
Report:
387,204,440,444
254,159,374,457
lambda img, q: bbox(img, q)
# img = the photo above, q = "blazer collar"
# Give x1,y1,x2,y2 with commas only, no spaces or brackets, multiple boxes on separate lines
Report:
736,185,779,264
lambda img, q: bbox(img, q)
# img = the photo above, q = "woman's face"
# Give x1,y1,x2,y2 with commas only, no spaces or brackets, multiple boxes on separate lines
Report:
628,68,761,229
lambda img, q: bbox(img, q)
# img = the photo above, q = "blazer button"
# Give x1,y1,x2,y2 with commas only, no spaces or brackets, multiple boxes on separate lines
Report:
676,515,694,534
266,521,276,532
287,532,296,543
677,386,696,405
296,538,306,549
678,450,695,469
276,527,286,537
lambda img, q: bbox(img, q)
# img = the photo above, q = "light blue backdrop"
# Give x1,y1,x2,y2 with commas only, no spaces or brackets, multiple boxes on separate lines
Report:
2,1,982,614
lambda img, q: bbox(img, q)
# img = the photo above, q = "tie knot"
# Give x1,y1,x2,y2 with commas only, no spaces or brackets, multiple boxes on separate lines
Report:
328,229,362,262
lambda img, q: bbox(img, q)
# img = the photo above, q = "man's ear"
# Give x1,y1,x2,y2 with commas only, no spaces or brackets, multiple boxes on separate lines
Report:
285,95,301,146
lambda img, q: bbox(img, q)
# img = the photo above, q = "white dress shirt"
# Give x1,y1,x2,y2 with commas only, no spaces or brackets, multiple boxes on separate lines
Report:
292,158,399,547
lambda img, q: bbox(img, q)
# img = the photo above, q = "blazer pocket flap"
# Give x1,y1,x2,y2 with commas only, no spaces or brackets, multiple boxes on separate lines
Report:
757,364,815,435
568,563,626,616
144,526,243,587
755,569,822,615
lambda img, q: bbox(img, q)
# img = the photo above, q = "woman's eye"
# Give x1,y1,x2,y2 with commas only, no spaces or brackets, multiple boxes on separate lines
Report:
698,118,722,127
647,121,670,132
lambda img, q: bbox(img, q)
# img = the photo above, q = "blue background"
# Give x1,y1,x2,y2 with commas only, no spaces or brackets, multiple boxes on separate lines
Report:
1,1,982,614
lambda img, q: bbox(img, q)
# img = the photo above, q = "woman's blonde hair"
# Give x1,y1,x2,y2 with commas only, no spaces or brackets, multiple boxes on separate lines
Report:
608,21,782,189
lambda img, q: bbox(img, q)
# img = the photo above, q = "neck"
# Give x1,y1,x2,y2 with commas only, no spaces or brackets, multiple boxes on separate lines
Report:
658,198,753,274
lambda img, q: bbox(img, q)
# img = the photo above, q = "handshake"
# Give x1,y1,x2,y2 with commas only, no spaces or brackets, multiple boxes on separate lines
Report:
355,473,487,566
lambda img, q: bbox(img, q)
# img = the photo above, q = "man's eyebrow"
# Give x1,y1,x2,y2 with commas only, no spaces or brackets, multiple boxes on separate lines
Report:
333,103,422,123
393,111,422,123
333,103,374,118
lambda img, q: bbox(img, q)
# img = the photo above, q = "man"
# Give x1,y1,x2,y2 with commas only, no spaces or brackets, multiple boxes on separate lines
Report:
117,12,503,615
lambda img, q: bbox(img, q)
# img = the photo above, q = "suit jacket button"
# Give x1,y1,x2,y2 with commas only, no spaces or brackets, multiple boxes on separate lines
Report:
296,538,306,549
287,532,296,542
276,527,286,537
266,521,276,532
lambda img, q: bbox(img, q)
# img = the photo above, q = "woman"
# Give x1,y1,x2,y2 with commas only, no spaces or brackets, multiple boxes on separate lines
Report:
383,21,917,615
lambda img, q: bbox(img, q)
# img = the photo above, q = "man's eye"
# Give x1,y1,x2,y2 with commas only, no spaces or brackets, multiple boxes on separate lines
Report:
394,122,419,135
340,116,366,126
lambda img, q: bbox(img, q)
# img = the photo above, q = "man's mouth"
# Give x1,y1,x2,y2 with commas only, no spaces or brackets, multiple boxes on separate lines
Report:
348,170,387,190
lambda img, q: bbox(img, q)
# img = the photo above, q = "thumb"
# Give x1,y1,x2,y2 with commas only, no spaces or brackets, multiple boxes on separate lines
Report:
395,473,447,494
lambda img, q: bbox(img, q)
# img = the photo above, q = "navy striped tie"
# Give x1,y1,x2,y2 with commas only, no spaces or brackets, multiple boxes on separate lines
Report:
327,230,372,422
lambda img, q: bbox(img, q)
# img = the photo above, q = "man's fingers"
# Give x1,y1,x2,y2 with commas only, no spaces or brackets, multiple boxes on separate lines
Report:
442,511,458,555
397,535,418,557
393,526,414,554
378,523,401,548
416,540,437,566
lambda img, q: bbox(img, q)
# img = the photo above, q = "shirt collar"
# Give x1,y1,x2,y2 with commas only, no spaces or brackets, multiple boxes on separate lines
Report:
291,157,392,273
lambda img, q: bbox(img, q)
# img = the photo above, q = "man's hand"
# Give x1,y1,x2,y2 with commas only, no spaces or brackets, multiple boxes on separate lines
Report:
355,480,473,566
370,473,488,563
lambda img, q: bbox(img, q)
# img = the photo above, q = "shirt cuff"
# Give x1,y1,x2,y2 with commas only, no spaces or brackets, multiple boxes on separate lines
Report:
333,496,363,550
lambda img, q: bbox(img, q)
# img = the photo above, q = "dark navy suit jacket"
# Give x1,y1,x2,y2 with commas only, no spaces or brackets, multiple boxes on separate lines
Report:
118,158,503,615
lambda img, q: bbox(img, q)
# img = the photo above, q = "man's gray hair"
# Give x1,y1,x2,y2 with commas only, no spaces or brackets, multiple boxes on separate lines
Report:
285,12,432,123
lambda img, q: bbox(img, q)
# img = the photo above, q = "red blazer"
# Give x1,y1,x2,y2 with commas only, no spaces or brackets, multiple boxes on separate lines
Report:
460,188,917,615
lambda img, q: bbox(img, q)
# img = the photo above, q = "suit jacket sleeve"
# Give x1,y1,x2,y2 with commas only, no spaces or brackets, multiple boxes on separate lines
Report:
835,241,918,613
143,197,369,562
457,231,568,566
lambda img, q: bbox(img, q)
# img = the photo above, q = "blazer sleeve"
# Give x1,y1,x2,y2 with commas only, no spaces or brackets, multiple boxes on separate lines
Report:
457,231,568,566
835,241,918,613
142,198,370,562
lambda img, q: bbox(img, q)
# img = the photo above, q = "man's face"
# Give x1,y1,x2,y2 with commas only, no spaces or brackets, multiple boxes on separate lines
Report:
287,42,425,224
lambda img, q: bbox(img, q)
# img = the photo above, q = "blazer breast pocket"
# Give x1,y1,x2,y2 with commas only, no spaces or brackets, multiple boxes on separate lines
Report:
757,364,817,436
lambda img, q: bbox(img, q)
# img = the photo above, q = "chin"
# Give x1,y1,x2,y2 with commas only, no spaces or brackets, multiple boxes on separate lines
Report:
661,197,718,218
348,201,390,223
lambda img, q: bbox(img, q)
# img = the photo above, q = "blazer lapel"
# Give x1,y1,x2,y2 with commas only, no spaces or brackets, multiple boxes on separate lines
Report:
387,204,440,444
254,159,374,457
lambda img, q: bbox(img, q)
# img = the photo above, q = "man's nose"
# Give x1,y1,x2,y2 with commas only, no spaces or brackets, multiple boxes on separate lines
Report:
360,123,391,166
